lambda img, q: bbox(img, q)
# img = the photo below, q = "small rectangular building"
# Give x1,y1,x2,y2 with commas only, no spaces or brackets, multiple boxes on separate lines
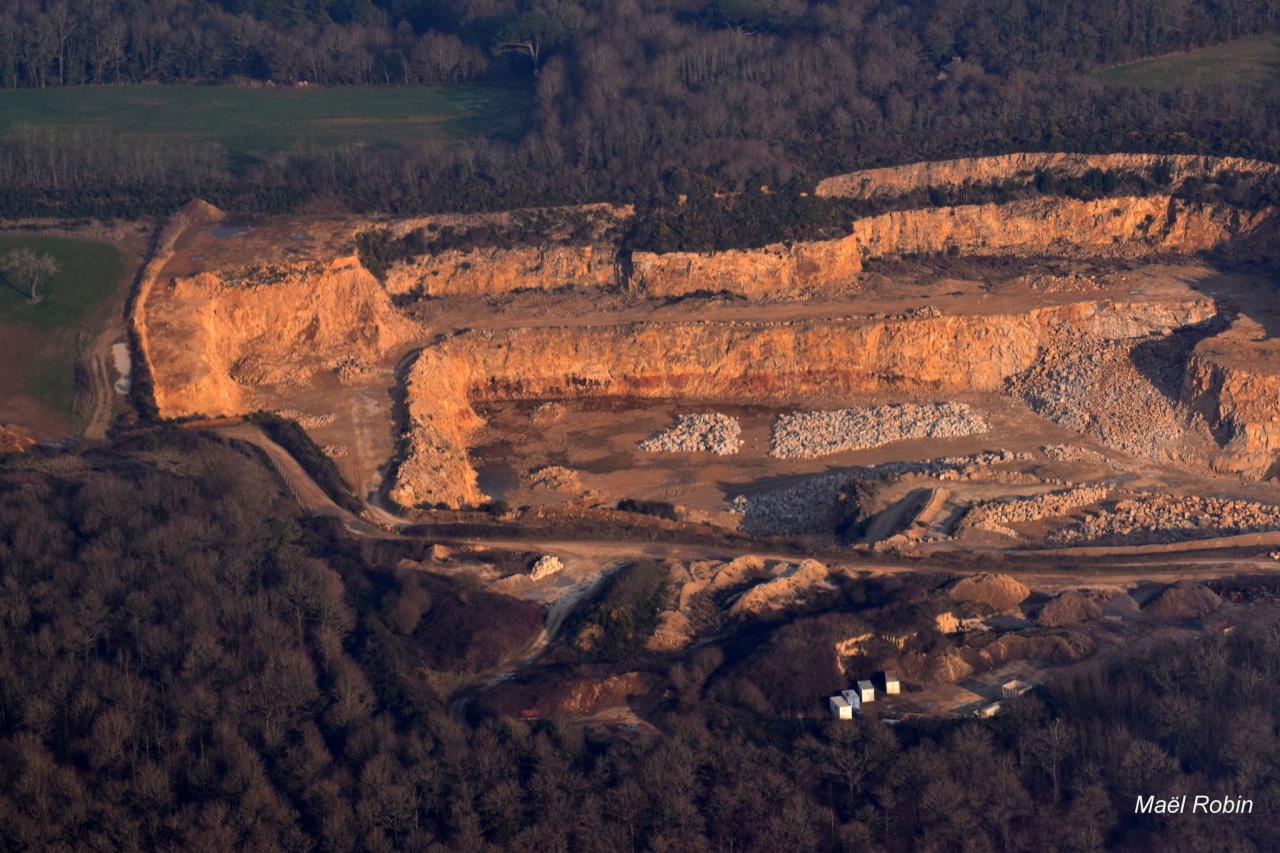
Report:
840,689,862,710
975,702,1002,718
857,679,875,703
884,671,901,695
1002,679,1033,699
829,696,853,719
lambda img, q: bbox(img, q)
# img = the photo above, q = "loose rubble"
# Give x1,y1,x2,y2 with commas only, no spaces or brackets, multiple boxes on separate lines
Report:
947,573,1031,610
1010,332,1212,464
959,484,1113,537
770,403,988,459
530,555,564,580
639,413,742,455
275,409,336,429
731,451,1026,536
529,465,582,492
1053,495,1280,545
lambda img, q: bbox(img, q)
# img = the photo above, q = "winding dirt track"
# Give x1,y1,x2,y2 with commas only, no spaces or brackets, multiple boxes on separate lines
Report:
209,422,1280,588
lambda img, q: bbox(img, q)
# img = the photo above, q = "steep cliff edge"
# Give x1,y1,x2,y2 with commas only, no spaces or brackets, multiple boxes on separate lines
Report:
390,298,1216,508
143,256,418,418
1183,317,1280,478
816,153,1280,199
627,196,1275,301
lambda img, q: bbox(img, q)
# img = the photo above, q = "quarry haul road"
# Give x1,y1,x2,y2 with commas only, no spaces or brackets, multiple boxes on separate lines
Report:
209,423,1280,587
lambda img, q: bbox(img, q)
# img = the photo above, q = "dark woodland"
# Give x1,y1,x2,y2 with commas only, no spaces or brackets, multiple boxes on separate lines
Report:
1,1,1280,218
0,432,1277,850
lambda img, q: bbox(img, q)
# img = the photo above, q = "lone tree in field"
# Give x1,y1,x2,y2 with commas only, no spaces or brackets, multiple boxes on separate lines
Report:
1,248,59,304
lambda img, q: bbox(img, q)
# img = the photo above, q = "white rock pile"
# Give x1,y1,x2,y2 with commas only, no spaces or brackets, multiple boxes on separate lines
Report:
1052,495,1280,545
959,484,1113,537
530,555,564,580
639,413,742,455
770,403,988,459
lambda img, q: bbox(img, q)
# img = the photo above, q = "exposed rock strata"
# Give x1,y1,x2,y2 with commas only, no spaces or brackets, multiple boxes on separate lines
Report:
816,153,1280,199
392,300,1204,507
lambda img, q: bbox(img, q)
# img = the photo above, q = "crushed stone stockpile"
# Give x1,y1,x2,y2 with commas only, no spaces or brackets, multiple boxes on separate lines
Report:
1010,332,1211,465
1053,495,1280,545
732,451,1024,536
639,413,742,455
960,484,1113,537
770,403,988,459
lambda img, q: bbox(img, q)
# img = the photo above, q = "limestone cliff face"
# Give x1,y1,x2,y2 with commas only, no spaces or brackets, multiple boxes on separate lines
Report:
383,243,617,297
817,153,1280,199
631,237,864,299
1183,318,1280,478
390,298,1215,507
628,196,1275,301
846,196,1273,261
144,256,417,418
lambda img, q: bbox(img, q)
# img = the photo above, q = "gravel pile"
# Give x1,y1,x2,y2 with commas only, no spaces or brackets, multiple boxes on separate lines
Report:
770,403,988,459
275,409,336,429
640,413,742,455
960,484,1113,536
1042,444,1107,464
731,451,1024,536
1011,332,1212,465
1052,495,1280,545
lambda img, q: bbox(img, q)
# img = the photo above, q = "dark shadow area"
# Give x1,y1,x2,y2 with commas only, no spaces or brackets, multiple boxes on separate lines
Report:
1128,313,1232,403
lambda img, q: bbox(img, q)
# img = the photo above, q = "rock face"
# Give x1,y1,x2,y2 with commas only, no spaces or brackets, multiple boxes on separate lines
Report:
384,243,618,297
391,300,1213,507
1182,317,1280,479
144,257,417,418
816,153,1280,199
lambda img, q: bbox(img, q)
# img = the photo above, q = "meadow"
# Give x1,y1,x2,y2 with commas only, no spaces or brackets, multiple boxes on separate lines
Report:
1096,33,1280,91
0,236,123,427
0,82,530,161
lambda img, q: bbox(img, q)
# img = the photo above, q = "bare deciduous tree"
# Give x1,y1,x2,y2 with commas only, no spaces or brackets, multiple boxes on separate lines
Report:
1,248,59,303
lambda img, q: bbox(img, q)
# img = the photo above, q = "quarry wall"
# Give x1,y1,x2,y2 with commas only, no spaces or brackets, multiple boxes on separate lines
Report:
390,298,1216,507
816,153,1280,199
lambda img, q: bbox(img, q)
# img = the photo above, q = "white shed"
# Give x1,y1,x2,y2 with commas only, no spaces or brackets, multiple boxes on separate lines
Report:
857,680,875,703
1002,679,1033,699
975,702,1002,718
829,696,853,719
840,689,862,710
884,671,901,695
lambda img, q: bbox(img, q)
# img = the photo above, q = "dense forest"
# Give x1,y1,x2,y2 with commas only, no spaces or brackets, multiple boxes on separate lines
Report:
1,1,1279,219
1,430,1278,850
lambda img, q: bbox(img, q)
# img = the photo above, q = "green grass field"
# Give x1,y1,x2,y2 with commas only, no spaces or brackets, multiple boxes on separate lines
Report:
1096,33,1280,91
0,83,531,160
0,236,123,424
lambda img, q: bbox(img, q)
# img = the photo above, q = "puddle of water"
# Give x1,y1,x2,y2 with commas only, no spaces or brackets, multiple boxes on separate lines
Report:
111,342,132,395
210,224,253,239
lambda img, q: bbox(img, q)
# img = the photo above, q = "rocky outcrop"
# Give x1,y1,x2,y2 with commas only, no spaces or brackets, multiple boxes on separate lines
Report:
817,153,1280,199
1182,317,1280,478
144,257,418,418
383,243,618,297
632,195,1275,300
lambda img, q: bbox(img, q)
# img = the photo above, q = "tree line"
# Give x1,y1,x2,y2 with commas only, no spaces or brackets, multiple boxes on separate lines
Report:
1,2,1278,225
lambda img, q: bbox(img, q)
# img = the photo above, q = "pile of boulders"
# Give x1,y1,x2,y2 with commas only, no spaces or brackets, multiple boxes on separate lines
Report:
1011,332,1211,465
960,484,1113,536
530,555,564,580
770,403,988,459
731,451,1022,536
1053,494,1280,545
639,413,742,455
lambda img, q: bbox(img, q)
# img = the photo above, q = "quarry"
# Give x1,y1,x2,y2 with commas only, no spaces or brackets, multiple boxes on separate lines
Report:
97,152,1280,721
131,154,1280,555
